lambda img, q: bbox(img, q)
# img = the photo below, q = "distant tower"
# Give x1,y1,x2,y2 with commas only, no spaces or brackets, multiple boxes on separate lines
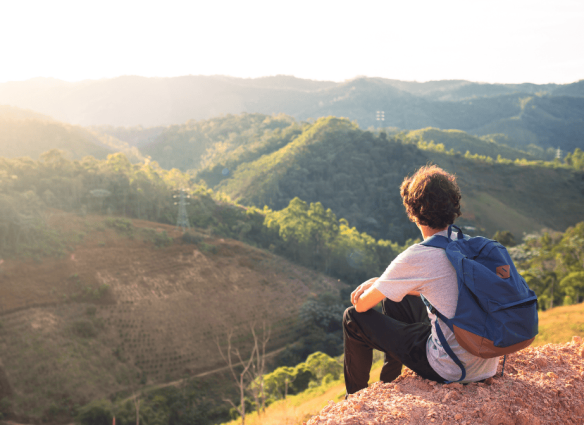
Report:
376,110,385,128
556,147,562,160
174,189,191,231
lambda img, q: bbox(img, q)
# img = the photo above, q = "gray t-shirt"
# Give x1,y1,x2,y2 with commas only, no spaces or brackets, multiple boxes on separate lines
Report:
372,230,499,382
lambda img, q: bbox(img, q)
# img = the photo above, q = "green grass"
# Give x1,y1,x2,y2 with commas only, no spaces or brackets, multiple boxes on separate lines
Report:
463,190,542,238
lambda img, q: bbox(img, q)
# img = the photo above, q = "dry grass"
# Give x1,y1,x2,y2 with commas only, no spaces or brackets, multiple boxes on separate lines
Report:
0,212,344,422
225,303,584,425
533,302,584,346
221,361,384,425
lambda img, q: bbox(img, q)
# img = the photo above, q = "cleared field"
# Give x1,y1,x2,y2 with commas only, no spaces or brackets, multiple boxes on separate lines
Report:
0,212,344,422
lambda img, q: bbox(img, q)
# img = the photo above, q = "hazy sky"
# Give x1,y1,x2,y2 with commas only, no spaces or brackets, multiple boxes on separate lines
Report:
2,0,583,84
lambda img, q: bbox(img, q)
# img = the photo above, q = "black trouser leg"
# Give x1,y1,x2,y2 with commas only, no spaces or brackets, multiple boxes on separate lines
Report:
379,296,432,383
343,295,444,394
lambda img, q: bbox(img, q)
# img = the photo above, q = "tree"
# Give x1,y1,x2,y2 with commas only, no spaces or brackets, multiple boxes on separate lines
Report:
304,352,342,383
76,399,113,425
492,230,517,247
216,328,257,425
564,147,584,170
248,323,271,417
267,366,295,400
559,271,584,305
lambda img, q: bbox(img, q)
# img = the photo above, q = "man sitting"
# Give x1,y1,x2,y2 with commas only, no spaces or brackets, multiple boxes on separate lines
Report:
343,165,499,394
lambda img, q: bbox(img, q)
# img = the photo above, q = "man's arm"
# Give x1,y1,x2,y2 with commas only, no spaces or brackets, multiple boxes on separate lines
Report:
351,278,421,313
352,278,386,313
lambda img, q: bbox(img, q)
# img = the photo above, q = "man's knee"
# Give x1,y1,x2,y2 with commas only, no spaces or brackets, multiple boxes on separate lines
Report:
343,306,373,330
343,306,356,327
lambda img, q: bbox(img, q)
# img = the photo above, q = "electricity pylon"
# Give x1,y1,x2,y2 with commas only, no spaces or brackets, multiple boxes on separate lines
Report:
376,110,385,128
174,189,191,231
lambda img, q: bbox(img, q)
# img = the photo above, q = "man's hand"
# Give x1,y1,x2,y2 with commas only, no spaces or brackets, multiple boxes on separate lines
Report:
351,278,378,306
351,277,385,313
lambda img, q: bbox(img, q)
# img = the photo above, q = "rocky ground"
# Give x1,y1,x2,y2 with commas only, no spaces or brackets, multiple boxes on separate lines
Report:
306,337,584,424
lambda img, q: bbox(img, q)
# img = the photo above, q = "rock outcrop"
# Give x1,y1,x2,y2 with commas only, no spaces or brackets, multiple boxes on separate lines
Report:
306,337,584,424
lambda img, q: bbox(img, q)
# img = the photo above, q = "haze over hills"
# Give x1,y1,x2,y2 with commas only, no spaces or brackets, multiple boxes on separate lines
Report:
0,106,143,161
2,75,584,152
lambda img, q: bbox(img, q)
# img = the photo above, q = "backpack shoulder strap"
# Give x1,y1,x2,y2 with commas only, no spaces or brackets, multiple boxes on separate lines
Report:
420,224,465,249
419,234,450,249
421,294,467,383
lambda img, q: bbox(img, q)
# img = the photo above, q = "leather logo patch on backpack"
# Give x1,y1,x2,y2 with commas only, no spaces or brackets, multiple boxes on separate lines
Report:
496,265,511,279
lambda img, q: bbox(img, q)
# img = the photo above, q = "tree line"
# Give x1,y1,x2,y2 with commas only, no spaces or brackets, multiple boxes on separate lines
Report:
511,222,584,310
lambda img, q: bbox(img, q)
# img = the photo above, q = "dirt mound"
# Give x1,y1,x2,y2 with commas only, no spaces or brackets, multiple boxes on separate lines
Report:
306,337,584,424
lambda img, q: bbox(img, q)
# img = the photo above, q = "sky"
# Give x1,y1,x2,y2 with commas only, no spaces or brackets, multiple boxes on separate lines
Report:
1,0,583,85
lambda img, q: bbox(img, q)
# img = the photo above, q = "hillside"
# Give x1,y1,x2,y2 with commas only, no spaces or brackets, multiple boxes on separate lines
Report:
0,106,141,161
306,338,584,425
403,128,538,160
139,113,299,176
88,124,167,148
0,106,110,160
223,303,584,425
0,212,343,423
99,113,584,245
210,117,584,244
534,303,584,346
2,76,584,152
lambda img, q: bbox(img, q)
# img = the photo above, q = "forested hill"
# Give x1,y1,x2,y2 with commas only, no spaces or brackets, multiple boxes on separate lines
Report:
140,113,300,175
0,106,110,160
127,113,543,176
0,105,142,161
116,113,583,244
401,128,542,160
209,117,584,244
2,75,584,152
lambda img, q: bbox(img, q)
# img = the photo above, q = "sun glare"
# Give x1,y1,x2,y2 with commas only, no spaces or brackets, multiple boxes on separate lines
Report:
0,0,583,84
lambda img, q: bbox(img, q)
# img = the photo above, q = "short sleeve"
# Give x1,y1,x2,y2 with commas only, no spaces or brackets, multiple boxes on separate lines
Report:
372,244,443,302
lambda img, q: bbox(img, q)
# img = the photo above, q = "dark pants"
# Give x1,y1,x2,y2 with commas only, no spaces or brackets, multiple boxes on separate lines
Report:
343,295,445,394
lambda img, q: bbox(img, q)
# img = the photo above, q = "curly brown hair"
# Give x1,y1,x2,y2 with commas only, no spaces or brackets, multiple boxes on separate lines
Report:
400,165,462,229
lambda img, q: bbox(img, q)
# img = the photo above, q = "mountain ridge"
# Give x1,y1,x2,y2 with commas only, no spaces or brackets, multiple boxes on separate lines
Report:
2,75,583,152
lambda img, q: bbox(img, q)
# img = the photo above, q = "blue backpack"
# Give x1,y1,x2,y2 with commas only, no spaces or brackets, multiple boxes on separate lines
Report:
420,224,539,382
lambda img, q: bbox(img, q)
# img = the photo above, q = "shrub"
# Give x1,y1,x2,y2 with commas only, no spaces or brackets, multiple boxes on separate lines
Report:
76,399,113,425
42,402,68,423
72,319,98,338
0,397,12,418
181,232,203,245
199,242,218,254
104,218,134,237
153,231,173,248
492,230,517,247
